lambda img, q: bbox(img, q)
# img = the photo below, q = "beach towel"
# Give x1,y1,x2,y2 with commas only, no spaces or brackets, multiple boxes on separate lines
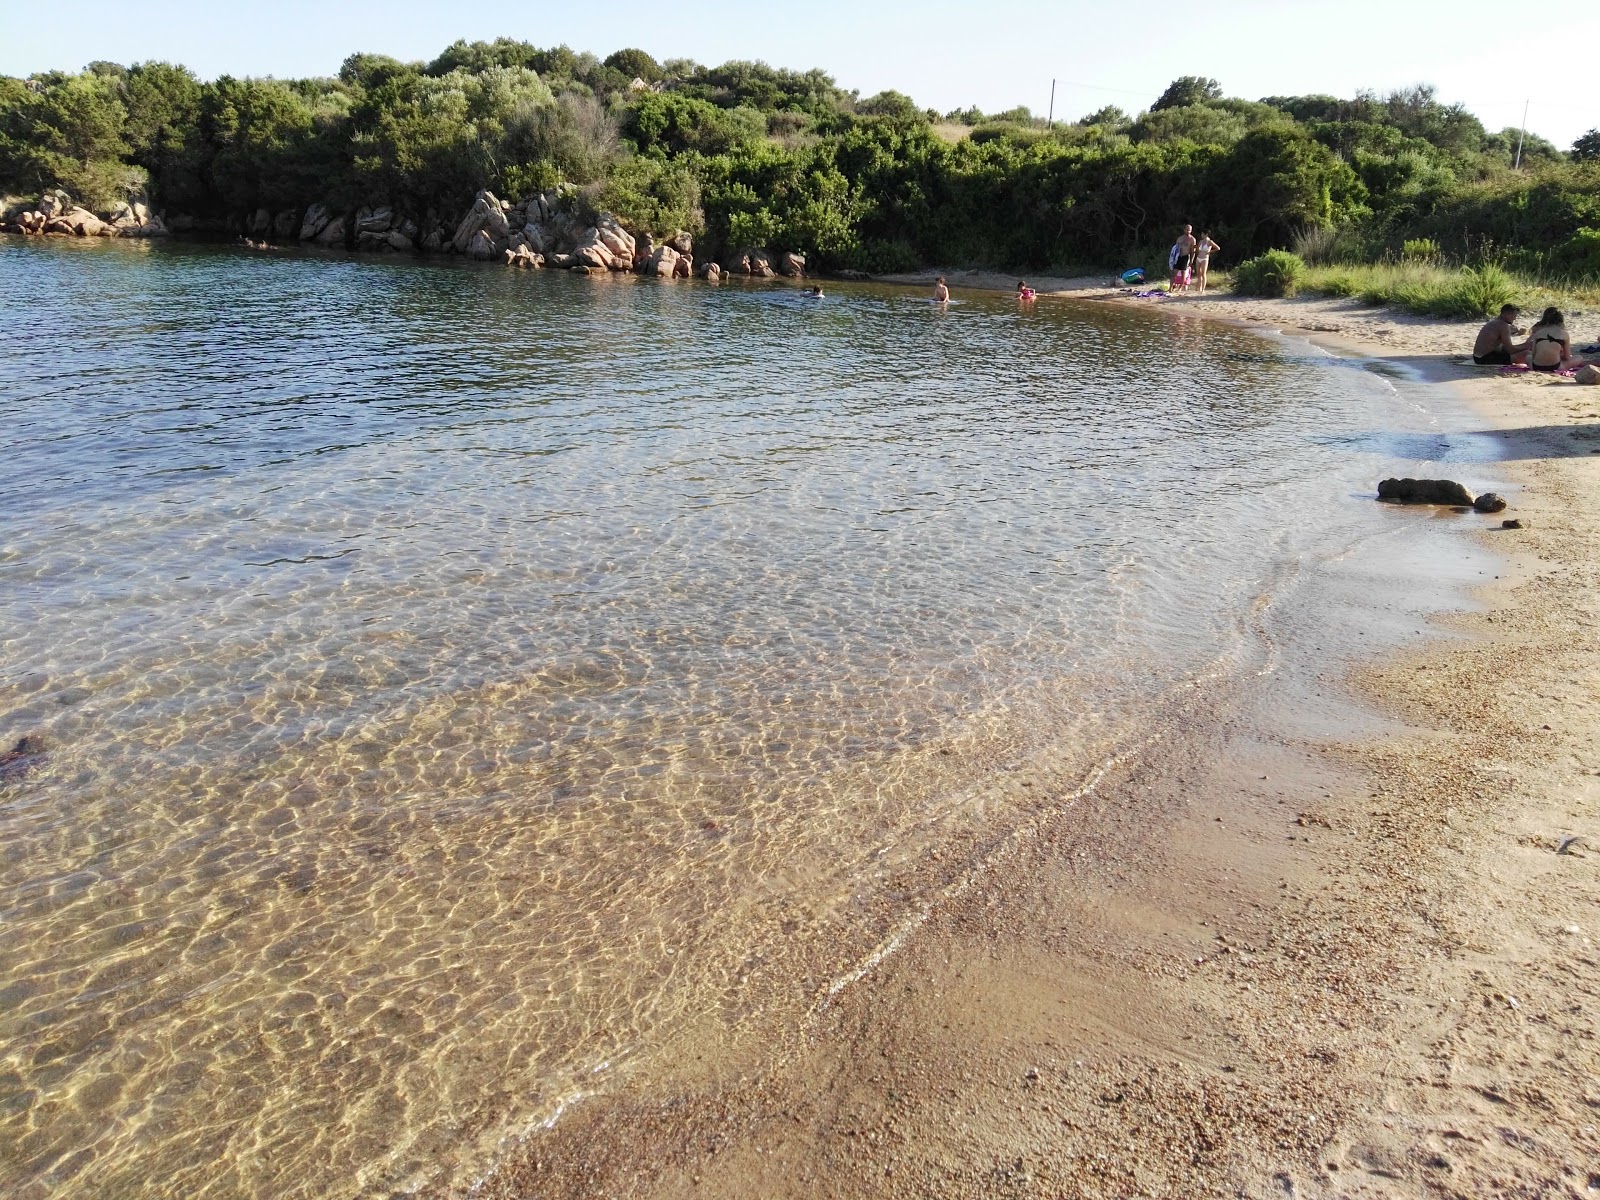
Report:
1499,363,1579,377
1131,289,1168,300
1167,244,1180,270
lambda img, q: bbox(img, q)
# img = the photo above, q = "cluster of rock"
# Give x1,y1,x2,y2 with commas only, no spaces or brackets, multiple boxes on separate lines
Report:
1,190,168,239
1377,478,1507,513
2,186,816,283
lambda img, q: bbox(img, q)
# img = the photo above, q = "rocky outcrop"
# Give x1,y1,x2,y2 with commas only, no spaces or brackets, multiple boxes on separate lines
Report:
505,245,543,268
572,227,617,270
465,229,498,260
452,190,511,255
355,205,393,235
1472,492,1507,514
1377,478,1477,506
668,230,693,256
299,203,333,241
735,249,775,277
778,251,806,277
644,244,681,277
312,213,348,246
700,262,722,282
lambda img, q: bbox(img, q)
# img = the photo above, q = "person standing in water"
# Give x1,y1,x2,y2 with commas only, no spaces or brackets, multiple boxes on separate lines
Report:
1191,232,1220,294
1016,281,1036,301
933,277,950,303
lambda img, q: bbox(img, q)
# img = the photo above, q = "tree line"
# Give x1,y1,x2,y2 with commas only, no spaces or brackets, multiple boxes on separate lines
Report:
3,41,1599,275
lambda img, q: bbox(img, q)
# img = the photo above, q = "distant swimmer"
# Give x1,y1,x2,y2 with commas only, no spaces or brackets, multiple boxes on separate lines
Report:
809,284,825,298
1016,280,1036,301
933,276,950,303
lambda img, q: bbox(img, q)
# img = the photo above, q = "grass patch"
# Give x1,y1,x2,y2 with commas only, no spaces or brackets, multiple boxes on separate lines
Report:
1223,259,1600,319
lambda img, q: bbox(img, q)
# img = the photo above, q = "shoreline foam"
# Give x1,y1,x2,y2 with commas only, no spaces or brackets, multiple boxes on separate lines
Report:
457,291,1600,1198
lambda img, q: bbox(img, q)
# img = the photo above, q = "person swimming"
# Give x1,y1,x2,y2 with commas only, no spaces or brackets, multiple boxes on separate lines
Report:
933,276,950,303
808,285,825,298
1016,280,1036,301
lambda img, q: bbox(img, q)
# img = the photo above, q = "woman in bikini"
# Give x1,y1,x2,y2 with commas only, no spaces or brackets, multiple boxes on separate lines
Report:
1528,307,1575,371
1192,232,1220,295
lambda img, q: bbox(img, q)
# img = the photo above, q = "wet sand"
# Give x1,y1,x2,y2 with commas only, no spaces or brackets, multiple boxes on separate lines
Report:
456,294,1600,1199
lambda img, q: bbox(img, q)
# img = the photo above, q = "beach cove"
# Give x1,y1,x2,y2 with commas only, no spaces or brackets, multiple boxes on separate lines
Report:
1,238,1595,1198
472,283,1600,1198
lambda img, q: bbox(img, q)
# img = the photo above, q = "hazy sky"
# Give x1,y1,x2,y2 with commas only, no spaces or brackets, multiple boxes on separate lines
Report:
3,0,1596,147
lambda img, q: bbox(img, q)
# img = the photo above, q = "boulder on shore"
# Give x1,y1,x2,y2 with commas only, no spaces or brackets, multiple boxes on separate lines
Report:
312,214,348,246
1376,478,1477,506
465,229,498,260
452,190,511,255
299,203,333,241
700,262,722,283
595,213,635,261
572,227,616,270
668,230,693,256
778,250,806,277
645,245,680,277
1473,492,1508,513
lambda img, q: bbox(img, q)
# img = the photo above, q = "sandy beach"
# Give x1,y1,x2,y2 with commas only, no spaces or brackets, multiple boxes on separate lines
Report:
458,286,1600,1199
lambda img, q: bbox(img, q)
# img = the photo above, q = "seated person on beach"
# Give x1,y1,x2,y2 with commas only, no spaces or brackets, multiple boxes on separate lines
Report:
1528,307,1576,371
1472,305,1528,365
933,277,950,303
1016,281,1036,301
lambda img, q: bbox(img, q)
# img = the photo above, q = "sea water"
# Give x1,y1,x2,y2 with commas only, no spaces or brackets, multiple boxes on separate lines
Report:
0,238,1487,1197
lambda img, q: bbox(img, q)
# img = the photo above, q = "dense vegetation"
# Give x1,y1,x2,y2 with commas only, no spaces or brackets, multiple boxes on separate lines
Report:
3,43,1599,278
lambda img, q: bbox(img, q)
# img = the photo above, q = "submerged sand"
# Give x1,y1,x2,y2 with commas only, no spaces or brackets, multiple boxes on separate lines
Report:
454,289,1600,1199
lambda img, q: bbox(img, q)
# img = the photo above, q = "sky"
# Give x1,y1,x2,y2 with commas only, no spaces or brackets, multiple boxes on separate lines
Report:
3,0,1597,148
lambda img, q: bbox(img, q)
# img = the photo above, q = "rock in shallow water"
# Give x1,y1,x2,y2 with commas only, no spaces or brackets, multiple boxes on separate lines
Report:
1376,478,1476,506
1473,492,1507,513
0,735,47,782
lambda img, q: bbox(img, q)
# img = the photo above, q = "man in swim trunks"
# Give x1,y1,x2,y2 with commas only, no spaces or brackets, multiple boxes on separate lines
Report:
1171,225,1197,292
1472,305,1528,365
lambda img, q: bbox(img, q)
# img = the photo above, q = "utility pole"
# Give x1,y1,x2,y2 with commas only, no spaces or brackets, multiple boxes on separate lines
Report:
1048,79,1056,125
1514,99,1529,169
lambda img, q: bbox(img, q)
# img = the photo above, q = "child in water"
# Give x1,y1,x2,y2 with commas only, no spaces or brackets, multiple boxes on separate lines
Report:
809,285,824,298
1016,281,1036,301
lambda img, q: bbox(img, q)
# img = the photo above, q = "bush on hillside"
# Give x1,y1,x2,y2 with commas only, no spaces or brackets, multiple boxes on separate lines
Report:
1232,249,1306,297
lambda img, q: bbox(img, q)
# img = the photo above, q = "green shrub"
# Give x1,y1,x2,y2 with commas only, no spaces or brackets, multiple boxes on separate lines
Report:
1401,237,1441,261
1557,228,1600,277
1232,249,1306,297
1446,263,1517,316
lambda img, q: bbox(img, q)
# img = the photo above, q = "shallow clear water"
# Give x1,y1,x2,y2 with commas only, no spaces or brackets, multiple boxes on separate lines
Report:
0,239,1473,1197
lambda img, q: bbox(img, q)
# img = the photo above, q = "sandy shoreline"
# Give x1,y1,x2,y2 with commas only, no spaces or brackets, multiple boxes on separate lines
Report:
456,289,1600,1199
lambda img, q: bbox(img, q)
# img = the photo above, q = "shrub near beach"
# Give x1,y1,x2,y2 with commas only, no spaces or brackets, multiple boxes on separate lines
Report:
4,50,1600,288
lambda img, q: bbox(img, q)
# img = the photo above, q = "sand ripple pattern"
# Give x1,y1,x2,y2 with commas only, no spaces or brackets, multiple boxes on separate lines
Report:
0,241,1442,1197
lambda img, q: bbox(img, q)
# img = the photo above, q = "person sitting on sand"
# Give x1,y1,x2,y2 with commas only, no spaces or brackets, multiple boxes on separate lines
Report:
1472,305,1529,365
1192,232,1220,295
1016,281,1036,301
933,277,950,303
1528,306,1576,371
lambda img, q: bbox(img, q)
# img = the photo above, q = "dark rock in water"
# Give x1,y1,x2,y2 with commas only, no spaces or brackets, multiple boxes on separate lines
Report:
1473,492,1508,513
833,268,871,281
1377,478,1476,506
0,734,47,782
1502,518,1525,529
